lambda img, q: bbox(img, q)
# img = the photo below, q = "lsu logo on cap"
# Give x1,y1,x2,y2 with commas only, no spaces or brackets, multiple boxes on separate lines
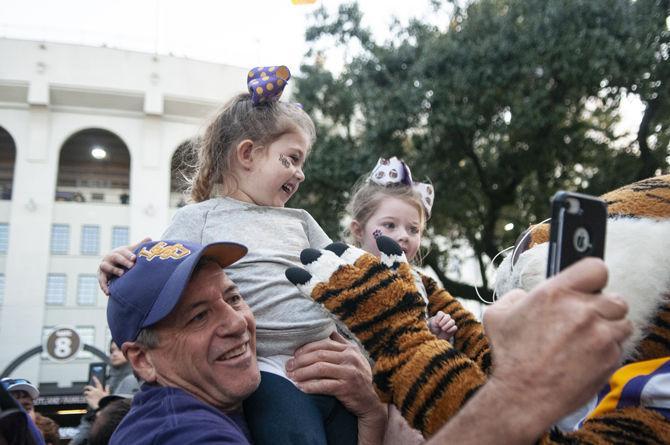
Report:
139,242,191,261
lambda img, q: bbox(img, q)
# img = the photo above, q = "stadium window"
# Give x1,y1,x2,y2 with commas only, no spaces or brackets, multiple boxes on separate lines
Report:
111,226,129,249
77,275,98,306
0,223,8,254
45,274,67,305
81,225,100,255
51,224,70,254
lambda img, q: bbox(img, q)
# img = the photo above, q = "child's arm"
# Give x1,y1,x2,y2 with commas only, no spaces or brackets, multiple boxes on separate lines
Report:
97,237,150,295
428,311,457,340
421,274,491,373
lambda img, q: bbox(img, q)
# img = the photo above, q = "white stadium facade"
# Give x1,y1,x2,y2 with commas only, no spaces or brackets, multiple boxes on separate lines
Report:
0,37,248,425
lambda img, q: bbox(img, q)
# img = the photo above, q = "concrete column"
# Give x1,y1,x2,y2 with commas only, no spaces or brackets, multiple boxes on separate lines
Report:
0,105,56,382
130,116,170,241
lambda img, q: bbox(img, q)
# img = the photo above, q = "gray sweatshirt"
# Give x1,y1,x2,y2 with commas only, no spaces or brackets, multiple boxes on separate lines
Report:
162,197,334,357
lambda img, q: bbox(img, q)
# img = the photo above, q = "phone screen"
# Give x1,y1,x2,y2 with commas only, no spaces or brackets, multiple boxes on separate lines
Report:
88,363,107,386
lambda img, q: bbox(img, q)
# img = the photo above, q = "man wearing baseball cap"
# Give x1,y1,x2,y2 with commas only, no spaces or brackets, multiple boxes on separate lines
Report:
106,239,258,444
1,378,39,422
1,380,45,445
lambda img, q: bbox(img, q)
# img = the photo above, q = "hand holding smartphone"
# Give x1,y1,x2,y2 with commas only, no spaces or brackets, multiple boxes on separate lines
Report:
88,362,107,387
546,191,607,278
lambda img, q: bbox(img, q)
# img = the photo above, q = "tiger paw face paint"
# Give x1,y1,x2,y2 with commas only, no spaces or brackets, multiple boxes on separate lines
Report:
279,154,291,169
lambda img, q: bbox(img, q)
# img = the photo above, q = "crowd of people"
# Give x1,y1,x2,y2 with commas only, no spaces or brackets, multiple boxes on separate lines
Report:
1,378,59,445
70,341,139,445
1,338,139,445
0,66,637,444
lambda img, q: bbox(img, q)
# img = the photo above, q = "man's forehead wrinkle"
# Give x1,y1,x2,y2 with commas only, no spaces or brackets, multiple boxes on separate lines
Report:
159,266,235,327
175,274,226,312
185,267,224,296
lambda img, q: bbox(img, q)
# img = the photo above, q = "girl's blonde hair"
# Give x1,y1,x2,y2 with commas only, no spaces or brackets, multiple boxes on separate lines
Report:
188,93,316,202
343,177,427,247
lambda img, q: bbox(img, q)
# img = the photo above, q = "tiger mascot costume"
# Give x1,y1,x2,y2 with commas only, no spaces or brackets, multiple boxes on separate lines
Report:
286,175,670,443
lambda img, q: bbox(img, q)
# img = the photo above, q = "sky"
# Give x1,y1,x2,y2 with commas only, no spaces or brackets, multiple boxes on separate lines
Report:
0,0,441,71
0,0,643,132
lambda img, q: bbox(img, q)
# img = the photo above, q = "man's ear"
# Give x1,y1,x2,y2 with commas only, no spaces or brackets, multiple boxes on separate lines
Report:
235,139,256,170
350,220,363,243
123,342,157,383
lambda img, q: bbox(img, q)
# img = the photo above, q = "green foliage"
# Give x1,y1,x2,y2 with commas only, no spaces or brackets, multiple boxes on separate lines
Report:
292,0,670,297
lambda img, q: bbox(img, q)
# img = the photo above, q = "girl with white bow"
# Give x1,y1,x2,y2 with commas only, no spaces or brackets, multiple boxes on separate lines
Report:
344,157,494,443
345,157,457,340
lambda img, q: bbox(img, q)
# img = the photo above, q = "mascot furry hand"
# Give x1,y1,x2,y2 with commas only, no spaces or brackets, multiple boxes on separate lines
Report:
287,175,670,443
286,239,490,437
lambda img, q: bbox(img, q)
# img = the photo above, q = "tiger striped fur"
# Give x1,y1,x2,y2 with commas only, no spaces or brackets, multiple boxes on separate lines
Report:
542,408,670,444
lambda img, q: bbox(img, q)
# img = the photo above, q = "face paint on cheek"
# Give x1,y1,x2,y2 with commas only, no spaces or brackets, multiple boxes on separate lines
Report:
278,154,291,169
373,229,383,239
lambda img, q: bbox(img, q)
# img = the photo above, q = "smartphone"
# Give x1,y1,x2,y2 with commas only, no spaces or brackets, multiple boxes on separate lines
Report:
88,362,107,387
546,191,607,277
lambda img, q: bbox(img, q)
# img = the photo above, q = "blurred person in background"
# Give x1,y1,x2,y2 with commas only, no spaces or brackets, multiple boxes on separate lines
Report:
84,342,139,410
1,378,51,445
32,414,59,445
88,395,132,445
71,342,139,445
1,378,38,422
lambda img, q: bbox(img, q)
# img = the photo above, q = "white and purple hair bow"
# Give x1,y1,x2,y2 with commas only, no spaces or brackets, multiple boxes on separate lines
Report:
369,156,434,217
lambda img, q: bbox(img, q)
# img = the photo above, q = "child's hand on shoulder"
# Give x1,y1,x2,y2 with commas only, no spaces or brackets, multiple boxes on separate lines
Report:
429,311,457,340
97,237,151,295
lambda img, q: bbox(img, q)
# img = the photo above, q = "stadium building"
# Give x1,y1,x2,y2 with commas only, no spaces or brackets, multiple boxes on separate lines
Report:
0,37,247,427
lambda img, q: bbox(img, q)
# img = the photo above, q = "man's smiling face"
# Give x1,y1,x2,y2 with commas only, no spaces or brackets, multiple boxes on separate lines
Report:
146,262,260,410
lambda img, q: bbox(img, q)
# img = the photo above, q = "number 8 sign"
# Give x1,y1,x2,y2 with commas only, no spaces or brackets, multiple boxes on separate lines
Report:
45,327,81,362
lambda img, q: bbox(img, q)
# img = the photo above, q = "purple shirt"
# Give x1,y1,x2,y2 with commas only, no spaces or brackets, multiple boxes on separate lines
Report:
110,384,251,445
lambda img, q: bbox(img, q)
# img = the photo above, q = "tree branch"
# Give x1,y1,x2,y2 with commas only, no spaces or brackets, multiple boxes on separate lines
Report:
424,248,492,302
636,96,662,180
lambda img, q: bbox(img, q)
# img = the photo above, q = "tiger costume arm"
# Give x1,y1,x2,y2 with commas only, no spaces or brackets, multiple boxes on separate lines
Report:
286,239,487,437
542,408,670,444
421,273,492,373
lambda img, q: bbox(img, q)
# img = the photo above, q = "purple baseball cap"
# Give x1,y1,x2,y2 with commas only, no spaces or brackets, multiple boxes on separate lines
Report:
107,240,247,346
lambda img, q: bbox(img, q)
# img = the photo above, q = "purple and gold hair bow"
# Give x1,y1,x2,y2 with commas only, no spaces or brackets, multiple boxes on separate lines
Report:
370,156,435,217
247,66,291,105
